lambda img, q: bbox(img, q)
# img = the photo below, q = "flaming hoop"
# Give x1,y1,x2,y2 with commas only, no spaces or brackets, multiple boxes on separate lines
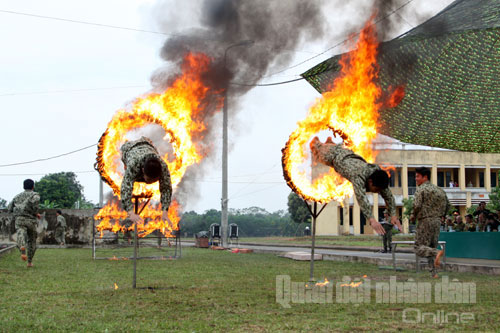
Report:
282,20,404,281
282,20,388,204
95,52,213,201
94,52,218,239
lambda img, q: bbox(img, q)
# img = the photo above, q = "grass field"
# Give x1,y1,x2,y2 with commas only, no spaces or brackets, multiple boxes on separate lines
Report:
0,247,498,332
239,234,416,248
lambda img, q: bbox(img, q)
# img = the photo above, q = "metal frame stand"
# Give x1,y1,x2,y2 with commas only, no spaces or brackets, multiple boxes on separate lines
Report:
92,195,181,289
304,201,328,282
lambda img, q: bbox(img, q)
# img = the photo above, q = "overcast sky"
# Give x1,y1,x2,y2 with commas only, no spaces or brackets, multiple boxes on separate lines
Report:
0,0,454,213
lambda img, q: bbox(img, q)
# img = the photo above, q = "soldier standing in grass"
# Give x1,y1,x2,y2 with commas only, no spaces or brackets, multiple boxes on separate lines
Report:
7,179,40,267
410,167,450,277
380,209,393,253
55,210,66,246
310,137,402,235
120,136,172,223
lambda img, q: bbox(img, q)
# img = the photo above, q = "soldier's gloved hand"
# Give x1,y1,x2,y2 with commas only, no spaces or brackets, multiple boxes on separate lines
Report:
128,212,142,223
391,215,403,231
369,217,386,235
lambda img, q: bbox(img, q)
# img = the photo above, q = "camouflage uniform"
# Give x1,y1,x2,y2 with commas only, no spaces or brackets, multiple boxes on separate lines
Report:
412,181,450,273
7,190,40,263
120,136,172,213
380,218,393,252
320,144,396,219
55,214,67,245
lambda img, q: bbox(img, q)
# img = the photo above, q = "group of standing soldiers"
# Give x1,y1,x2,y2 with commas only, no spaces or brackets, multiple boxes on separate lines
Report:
6,179,66,267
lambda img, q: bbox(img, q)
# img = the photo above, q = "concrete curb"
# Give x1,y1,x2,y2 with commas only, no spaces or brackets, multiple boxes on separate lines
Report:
182,240,414,253
258,249,500,276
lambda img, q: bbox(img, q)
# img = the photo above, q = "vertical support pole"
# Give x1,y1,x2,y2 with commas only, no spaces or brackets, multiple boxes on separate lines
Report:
309,202,317,282
133,198,139,289
92,217,96,260
221,91,229,248
99,177,104,208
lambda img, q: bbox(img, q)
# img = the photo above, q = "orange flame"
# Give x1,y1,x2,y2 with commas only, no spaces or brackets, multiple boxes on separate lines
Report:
282,20,403,203
96,199,181,238
340,281,363,288
94,52,218,237
315,278,330,287
114,283,119,290
386,85,405,108
96,52,216,200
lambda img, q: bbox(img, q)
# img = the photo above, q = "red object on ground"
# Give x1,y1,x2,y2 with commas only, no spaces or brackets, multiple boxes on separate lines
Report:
238,249,253,254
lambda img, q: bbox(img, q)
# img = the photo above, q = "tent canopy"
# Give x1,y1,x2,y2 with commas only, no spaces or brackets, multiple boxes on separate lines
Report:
302,0,500,153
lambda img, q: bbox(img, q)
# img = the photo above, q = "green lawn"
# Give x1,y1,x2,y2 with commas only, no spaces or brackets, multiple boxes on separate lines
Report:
240,235,415,247
0,247,498,332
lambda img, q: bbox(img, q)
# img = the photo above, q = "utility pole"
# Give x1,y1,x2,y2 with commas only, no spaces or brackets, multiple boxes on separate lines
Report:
221,40,254,248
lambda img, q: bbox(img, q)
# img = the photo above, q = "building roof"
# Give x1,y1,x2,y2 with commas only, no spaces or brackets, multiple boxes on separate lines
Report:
302,0,500,153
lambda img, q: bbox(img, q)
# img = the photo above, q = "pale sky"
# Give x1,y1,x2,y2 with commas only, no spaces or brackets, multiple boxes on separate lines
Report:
0,0,454,213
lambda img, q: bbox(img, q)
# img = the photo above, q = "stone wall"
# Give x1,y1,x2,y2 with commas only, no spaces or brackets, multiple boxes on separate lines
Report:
0,209,98,245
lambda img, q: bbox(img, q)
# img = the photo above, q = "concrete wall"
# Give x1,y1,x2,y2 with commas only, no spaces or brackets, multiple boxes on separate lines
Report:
0,209,97,245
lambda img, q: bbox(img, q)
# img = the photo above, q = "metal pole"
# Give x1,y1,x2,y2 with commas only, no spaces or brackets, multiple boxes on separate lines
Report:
92,217,96,260
309,202,317,282
99,177,104,208
220,40,253,249
133,198,139,289
221,90,229,248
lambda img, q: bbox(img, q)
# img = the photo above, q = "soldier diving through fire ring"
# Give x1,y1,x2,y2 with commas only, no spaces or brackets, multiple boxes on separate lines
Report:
120,136,172,224
310,136,402,235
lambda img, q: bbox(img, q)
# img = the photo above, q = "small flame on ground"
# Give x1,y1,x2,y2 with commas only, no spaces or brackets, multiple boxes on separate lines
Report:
315,278,330,287
114,283,119,290
340,281,363,288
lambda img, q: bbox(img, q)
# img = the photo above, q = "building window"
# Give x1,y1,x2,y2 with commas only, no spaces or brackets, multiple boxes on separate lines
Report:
389,170,396,187
479,172,484,188
446,171,451,187
397,170,401,187
437,171,444,187
492,172,498,188
408,171,416,195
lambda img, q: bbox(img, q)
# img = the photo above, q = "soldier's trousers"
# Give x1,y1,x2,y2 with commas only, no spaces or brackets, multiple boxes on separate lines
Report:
55,227,66,245
15,217,37,263
382,224,393,250
414,218,441,272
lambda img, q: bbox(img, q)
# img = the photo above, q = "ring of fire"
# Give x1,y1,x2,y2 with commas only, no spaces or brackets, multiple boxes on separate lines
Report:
95,53,212,202
282,127,355,203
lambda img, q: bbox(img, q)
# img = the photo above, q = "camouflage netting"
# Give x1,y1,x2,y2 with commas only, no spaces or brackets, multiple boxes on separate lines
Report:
302,0,500,153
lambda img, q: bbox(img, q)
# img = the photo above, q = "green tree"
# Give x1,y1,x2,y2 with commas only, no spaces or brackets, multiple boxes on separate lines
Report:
402,197,414,221
0,197,7,209
487,174,500,211
287,192,311,224
35,172,84,209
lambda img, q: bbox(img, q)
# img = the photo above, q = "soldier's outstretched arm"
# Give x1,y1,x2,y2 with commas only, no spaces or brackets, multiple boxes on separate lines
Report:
352,179,386,235
120,171,135,214
159,160,172,212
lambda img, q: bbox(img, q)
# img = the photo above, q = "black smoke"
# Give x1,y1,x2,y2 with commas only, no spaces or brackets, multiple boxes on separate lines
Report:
148,0,328,207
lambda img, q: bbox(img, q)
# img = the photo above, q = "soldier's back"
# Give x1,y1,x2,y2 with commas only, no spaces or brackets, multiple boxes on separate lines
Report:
417,182,448,217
